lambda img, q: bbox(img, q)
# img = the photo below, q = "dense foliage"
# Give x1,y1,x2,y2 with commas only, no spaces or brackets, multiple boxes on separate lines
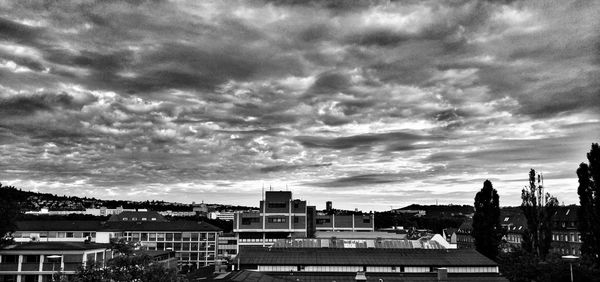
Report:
0,184,19,246
374,211,466,234
473,180,502,260
577,143,600,266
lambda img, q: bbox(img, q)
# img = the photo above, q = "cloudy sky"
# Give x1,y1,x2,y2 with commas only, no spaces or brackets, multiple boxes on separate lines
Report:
0,0,598,211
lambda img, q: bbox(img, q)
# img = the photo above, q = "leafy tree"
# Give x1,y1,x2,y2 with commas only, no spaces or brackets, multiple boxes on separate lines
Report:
473,180,502,260
65,253,184,282
521,169,558,260
577,143,600,266
110,237,136,256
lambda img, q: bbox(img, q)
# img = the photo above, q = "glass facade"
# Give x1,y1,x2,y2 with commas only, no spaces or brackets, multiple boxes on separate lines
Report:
121,231,218,267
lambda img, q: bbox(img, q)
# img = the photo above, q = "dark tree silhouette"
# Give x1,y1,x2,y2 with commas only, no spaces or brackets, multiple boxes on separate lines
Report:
0,183,20,246
577,143,600,266
521,169,558,260
473,180,502,260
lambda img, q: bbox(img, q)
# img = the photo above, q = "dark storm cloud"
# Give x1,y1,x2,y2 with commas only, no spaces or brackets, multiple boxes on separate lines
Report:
0,93,85,116
295,132,440,150
0,17,41,43
260,163,331,173
311,173,410,187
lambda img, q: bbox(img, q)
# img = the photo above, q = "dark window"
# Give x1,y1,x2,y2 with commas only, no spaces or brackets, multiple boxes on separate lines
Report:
316,218,331,224
242,217,260,225
268,203,286,208
22,276,37,282
268,218,286,223
294,203,299,208
363,218,371,223
294,217,299,223
1,255,18,263
0,275,18,282
24,255,40,263
66,232,74,238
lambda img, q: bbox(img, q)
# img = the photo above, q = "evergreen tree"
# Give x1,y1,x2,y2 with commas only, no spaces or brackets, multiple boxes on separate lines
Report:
473,180,502,260
521,169,558,260
577,143,600,266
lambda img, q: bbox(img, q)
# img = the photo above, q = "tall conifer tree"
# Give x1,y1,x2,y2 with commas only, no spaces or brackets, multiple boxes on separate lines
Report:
521,169,558,260
473,180,502,260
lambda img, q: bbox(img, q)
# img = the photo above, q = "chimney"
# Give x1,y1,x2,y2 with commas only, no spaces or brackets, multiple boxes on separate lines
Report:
437,268,448,281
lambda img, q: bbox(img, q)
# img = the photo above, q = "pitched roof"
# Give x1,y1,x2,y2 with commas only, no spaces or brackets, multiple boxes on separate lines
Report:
238,248,498,267
15,220,221,232
101,220,221,232
315,231,406,239
270,238,443,249
16,220,104,231
553,206,579,222
216,270,293,282
1,242,110,251
108,211,167,222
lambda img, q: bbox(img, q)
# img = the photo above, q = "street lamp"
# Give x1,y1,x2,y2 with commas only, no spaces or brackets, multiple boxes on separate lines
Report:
46,255,62,282
561,255,579,282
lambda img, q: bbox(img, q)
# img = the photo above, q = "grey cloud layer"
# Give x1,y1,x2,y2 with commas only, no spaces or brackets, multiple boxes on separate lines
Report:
0,0,598,209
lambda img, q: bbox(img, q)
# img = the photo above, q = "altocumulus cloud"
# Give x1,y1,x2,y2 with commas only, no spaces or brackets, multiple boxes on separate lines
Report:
0,0,598,210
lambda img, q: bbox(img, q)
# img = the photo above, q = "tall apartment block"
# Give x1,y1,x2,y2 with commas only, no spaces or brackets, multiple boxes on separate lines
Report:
233,191,374,249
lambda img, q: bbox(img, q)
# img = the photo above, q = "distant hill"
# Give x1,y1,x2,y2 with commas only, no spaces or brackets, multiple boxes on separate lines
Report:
0,182,256,213
396,204,474,217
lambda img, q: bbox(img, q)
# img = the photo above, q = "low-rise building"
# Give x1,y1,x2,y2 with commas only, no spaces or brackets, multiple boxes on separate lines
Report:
10,212,221,269
551,206,582,256
234,248,508,281
0,242,112,282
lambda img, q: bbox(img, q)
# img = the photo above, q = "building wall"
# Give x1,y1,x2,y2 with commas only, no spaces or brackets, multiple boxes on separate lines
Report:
0,249,111,282
315,215,374,231
120,231,218,267
12,231,96,243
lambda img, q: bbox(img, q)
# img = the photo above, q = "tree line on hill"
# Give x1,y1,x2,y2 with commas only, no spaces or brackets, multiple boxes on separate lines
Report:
472,143,600,281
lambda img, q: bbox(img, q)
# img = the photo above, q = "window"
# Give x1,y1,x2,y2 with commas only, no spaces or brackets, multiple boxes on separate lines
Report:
191,233,199,241
242,217,260,225
316,218,331,224
363,218,371,223
294,203,299,208
174,233,182,241
141,233,148,241
166,233,173,241
151,217,157,221
268,203,286,208
66,232,74,238
24,255,40,263
1,255,18,263
268,218,286,223
294,217,299,223
182,232,191,241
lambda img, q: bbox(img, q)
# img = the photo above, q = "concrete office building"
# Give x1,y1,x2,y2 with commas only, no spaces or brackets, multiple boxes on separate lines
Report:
233,191,374,249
